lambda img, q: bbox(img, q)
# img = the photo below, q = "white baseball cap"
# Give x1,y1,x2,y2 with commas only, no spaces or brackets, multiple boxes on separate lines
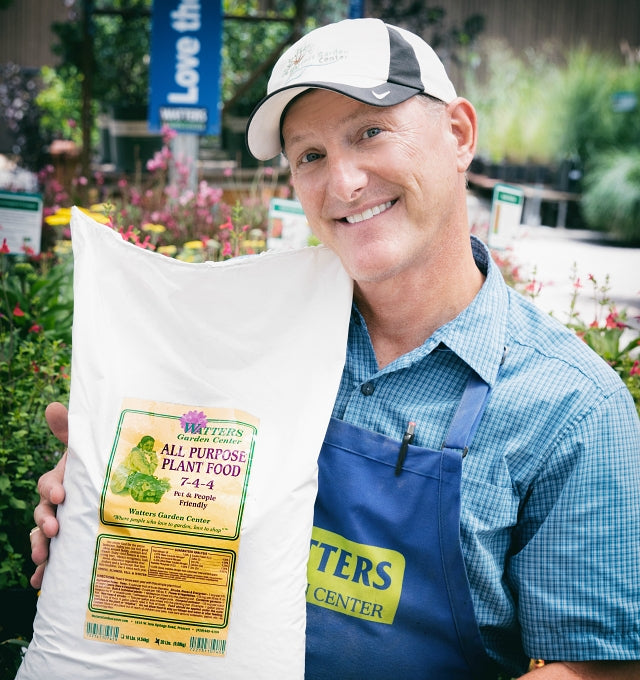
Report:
246,18,457,160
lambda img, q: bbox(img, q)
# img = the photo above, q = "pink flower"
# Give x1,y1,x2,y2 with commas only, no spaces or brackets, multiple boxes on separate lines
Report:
161,125,178,144
222,242,232,257
219,216,233,231
179,189,195,206
29,324,43,333
630,361,640,377
0,238,9,254
13,305,25,317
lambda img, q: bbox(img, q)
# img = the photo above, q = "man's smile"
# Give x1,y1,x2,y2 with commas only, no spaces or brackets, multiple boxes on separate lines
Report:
343,200,395,224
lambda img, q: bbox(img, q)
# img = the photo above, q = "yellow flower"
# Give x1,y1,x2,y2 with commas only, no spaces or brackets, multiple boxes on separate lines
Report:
44,206,111,226
176,253,197,262
142,222,167,234
157,245,178,256
53,240,73,255
44,207,72,226
89,203,112,213
242,239,266,250
183,240,204,250
82,208,111,225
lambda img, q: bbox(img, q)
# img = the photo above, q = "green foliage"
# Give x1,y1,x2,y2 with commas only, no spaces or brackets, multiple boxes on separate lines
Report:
565,269,640,411
0,638,28,679
462,39,564,164
464,41,640,168
581,150,640,244
464,41,640,242
36,66,86,147
221,3,293,115
0,64,50,171
552,49,640,164
51,0,152,111
0,250,73,588
221,0,350,115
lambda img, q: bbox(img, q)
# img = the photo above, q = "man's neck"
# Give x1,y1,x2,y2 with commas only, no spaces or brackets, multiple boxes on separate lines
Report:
354,239,485,369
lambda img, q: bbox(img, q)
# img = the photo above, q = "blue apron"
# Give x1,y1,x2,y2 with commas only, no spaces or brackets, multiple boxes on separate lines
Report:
305,372,499,679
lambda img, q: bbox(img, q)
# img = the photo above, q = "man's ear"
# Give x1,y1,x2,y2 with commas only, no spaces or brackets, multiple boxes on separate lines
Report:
448,98,478,172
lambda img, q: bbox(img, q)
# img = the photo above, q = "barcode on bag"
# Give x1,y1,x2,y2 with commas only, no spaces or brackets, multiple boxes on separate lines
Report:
85,622,120,641
189,635,226,654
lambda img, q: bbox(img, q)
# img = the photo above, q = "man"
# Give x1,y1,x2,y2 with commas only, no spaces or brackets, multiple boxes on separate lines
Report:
32,18,640,679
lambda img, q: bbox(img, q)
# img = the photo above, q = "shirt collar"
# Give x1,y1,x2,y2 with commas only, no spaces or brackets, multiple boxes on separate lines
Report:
428,236,509,386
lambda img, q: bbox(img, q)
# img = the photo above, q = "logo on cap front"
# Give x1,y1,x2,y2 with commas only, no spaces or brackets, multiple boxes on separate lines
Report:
371,89,391,100
280,43,348,85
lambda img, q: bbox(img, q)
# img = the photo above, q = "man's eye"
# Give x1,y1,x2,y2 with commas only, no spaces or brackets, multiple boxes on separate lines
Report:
363,127,382,139
301,151,322,164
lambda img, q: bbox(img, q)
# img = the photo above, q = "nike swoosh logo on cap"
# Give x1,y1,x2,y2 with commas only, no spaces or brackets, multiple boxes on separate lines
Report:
371,89,391,100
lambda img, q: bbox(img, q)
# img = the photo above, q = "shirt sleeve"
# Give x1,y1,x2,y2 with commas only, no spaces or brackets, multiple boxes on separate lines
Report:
509,384,640,661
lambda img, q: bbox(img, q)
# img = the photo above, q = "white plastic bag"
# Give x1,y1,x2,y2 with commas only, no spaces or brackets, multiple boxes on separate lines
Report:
18,207,352,679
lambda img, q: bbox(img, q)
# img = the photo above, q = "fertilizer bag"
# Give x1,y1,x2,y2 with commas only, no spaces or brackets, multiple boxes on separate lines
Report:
18,207,352,679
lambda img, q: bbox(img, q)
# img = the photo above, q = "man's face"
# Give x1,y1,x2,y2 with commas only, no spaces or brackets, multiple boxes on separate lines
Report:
282,90,470,286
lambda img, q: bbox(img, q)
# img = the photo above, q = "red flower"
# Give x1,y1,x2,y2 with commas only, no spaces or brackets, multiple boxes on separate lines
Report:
13,305,25,317
605,312,626,329
630,361,640,377
0,238,9,254
29,324,43,333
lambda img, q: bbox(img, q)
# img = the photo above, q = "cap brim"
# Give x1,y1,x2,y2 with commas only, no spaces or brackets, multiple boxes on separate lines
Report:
246,81,422,161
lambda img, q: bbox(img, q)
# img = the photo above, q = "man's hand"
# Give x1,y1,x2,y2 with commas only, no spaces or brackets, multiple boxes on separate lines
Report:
30,402,69,589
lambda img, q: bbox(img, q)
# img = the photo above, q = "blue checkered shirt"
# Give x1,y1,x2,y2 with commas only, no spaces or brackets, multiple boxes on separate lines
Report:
332,237,640,676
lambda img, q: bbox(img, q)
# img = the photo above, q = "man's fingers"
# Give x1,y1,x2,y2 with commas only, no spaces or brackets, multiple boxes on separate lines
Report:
30,526,51,564
36,450,67,511
45,401,69,446
30,562,47,590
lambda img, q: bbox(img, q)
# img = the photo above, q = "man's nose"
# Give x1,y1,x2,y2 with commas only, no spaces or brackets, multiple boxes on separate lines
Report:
326,152,367,203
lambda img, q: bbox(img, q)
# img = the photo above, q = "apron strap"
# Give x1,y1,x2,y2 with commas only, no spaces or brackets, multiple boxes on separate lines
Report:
442,371,491,453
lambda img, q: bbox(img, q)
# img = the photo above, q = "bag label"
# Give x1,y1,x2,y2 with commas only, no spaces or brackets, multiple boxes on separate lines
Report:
85,398,259,655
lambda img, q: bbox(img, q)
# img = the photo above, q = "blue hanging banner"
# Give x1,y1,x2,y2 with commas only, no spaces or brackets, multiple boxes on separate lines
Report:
149,0,223,135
